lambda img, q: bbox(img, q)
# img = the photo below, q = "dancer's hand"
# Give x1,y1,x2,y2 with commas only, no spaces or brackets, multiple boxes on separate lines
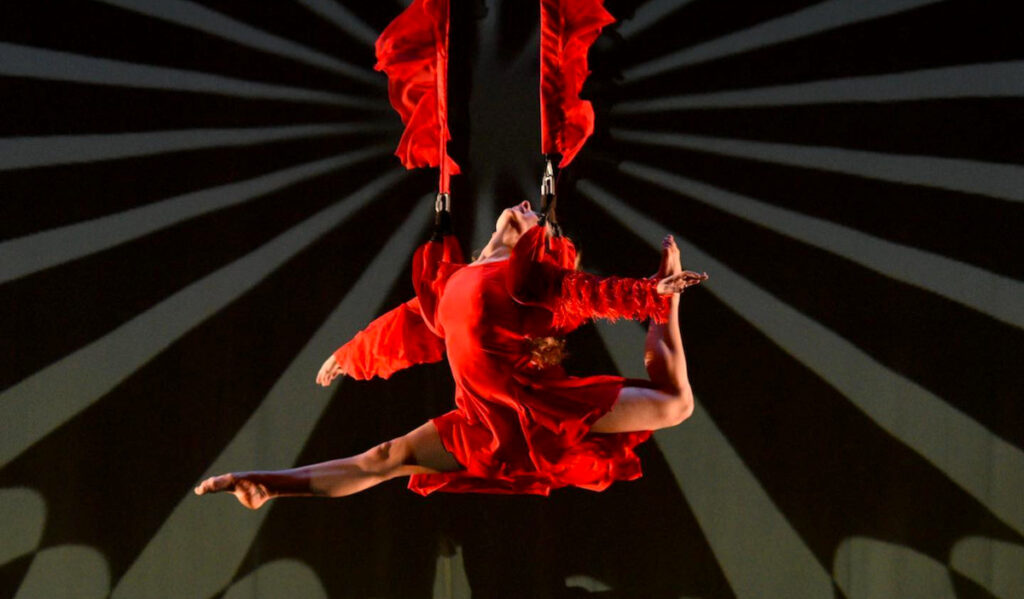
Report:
316,354,343,387
657,270,708,295
194,473,271,510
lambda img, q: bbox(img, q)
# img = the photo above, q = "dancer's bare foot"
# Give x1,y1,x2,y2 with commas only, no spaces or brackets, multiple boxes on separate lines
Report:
194,473,271,510
659,234,681,277
656,235,708,295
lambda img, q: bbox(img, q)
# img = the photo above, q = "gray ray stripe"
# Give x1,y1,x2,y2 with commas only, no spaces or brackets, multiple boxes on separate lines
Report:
619,161,1024,329
0,123,391,171
624,0,944,81
595,322,833,598
0,42,376,107
94,0,379,84
111,203,430,599
0,146,389,284
612,129,1024,203
0,171,405,469
616,61,1024,111
295,0,378,46
949,537,1024,599
580,180,1024,537
617,0,697,39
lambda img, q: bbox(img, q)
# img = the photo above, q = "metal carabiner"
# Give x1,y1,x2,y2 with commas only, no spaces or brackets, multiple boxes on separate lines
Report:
435,191,451,214
540,158,556,199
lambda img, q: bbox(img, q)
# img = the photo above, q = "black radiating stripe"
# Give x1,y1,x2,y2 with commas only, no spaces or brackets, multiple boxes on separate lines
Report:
611,98,1024,167
605,141,1024,281
0,77,386,137
0,155,400,391
0,1,374,94
0,134,387,239
589,169,1024,449
496,0,538,64
616,0,1024,97
194,0,378,66
612,0,818,68
573,199,1023,567
0,182,426,579
951,573,1003,599
0,554,33,599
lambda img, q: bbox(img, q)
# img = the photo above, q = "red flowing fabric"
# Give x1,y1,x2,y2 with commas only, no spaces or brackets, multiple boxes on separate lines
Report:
375,0,459,192
540,0,615,167
333,226,669,495
332,298,446,380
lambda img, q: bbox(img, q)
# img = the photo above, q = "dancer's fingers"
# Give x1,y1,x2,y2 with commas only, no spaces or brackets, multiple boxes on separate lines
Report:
316,355,338,386
657,270,708,294
194,473,235,495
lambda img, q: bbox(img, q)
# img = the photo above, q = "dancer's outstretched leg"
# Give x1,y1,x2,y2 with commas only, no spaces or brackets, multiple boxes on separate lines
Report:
591,235,703,433
194,421,461,509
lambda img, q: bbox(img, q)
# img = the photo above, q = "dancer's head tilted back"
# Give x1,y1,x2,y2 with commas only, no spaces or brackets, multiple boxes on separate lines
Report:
494,200,541,248
476,201,544,263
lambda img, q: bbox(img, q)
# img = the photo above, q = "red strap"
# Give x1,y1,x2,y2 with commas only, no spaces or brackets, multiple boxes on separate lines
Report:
539,0,615,168
375,0,459,192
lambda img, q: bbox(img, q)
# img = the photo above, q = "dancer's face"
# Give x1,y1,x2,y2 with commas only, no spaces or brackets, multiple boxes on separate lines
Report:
495,201,540,245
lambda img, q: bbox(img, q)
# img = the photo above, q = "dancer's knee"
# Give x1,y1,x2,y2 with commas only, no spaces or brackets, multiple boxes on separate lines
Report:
360,439,409,478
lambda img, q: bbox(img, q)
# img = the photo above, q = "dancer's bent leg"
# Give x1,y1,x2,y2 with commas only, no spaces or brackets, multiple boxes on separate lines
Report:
591,236,696,433
194,421,460,509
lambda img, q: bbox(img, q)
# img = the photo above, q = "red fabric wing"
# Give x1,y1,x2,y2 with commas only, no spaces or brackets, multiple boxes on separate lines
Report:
540,0,615,167
375,0,459,191
333,298,446,380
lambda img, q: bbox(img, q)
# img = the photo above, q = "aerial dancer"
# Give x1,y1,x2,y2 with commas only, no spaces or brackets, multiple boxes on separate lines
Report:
195,0,708,508
195,208,706,508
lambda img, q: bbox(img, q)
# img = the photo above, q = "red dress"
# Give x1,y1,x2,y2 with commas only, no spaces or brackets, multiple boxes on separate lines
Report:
334,226,669,495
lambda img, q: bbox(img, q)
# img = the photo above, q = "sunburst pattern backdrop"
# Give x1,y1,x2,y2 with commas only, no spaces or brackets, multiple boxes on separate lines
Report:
1,1,1022,598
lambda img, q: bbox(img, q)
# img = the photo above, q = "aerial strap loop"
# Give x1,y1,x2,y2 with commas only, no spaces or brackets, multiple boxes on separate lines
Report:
538,0,615,238
539,0,615,168
375,0,458,194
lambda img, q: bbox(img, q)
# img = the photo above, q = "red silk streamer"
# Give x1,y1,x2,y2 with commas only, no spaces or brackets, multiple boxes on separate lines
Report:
539,0,615,168
375,0,459,192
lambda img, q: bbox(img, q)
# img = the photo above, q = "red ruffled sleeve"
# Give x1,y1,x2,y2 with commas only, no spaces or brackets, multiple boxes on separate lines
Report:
508,225,669,331
333,297,445,380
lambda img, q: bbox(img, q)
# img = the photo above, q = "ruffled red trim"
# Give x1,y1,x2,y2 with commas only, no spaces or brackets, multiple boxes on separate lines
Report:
554,271,669,330
507,225,670,329
540,0,615,167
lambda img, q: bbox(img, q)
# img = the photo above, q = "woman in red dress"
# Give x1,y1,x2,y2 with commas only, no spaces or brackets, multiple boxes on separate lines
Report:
196,201,706,508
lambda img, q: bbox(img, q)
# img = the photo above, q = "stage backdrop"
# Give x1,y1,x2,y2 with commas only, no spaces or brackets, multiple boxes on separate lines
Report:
1,1,1021,598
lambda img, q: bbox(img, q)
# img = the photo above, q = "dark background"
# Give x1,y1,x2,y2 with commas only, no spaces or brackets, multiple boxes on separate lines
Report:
1,1,1022,597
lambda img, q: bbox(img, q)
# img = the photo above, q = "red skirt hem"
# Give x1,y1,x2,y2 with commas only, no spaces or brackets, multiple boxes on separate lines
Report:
407,376,653,496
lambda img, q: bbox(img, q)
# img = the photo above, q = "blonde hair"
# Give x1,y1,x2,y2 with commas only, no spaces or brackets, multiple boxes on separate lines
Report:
528,336,568,369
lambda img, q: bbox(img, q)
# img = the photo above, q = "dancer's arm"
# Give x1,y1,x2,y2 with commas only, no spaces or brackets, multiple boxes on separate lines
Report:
554,268,705,327
507,224,704,329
